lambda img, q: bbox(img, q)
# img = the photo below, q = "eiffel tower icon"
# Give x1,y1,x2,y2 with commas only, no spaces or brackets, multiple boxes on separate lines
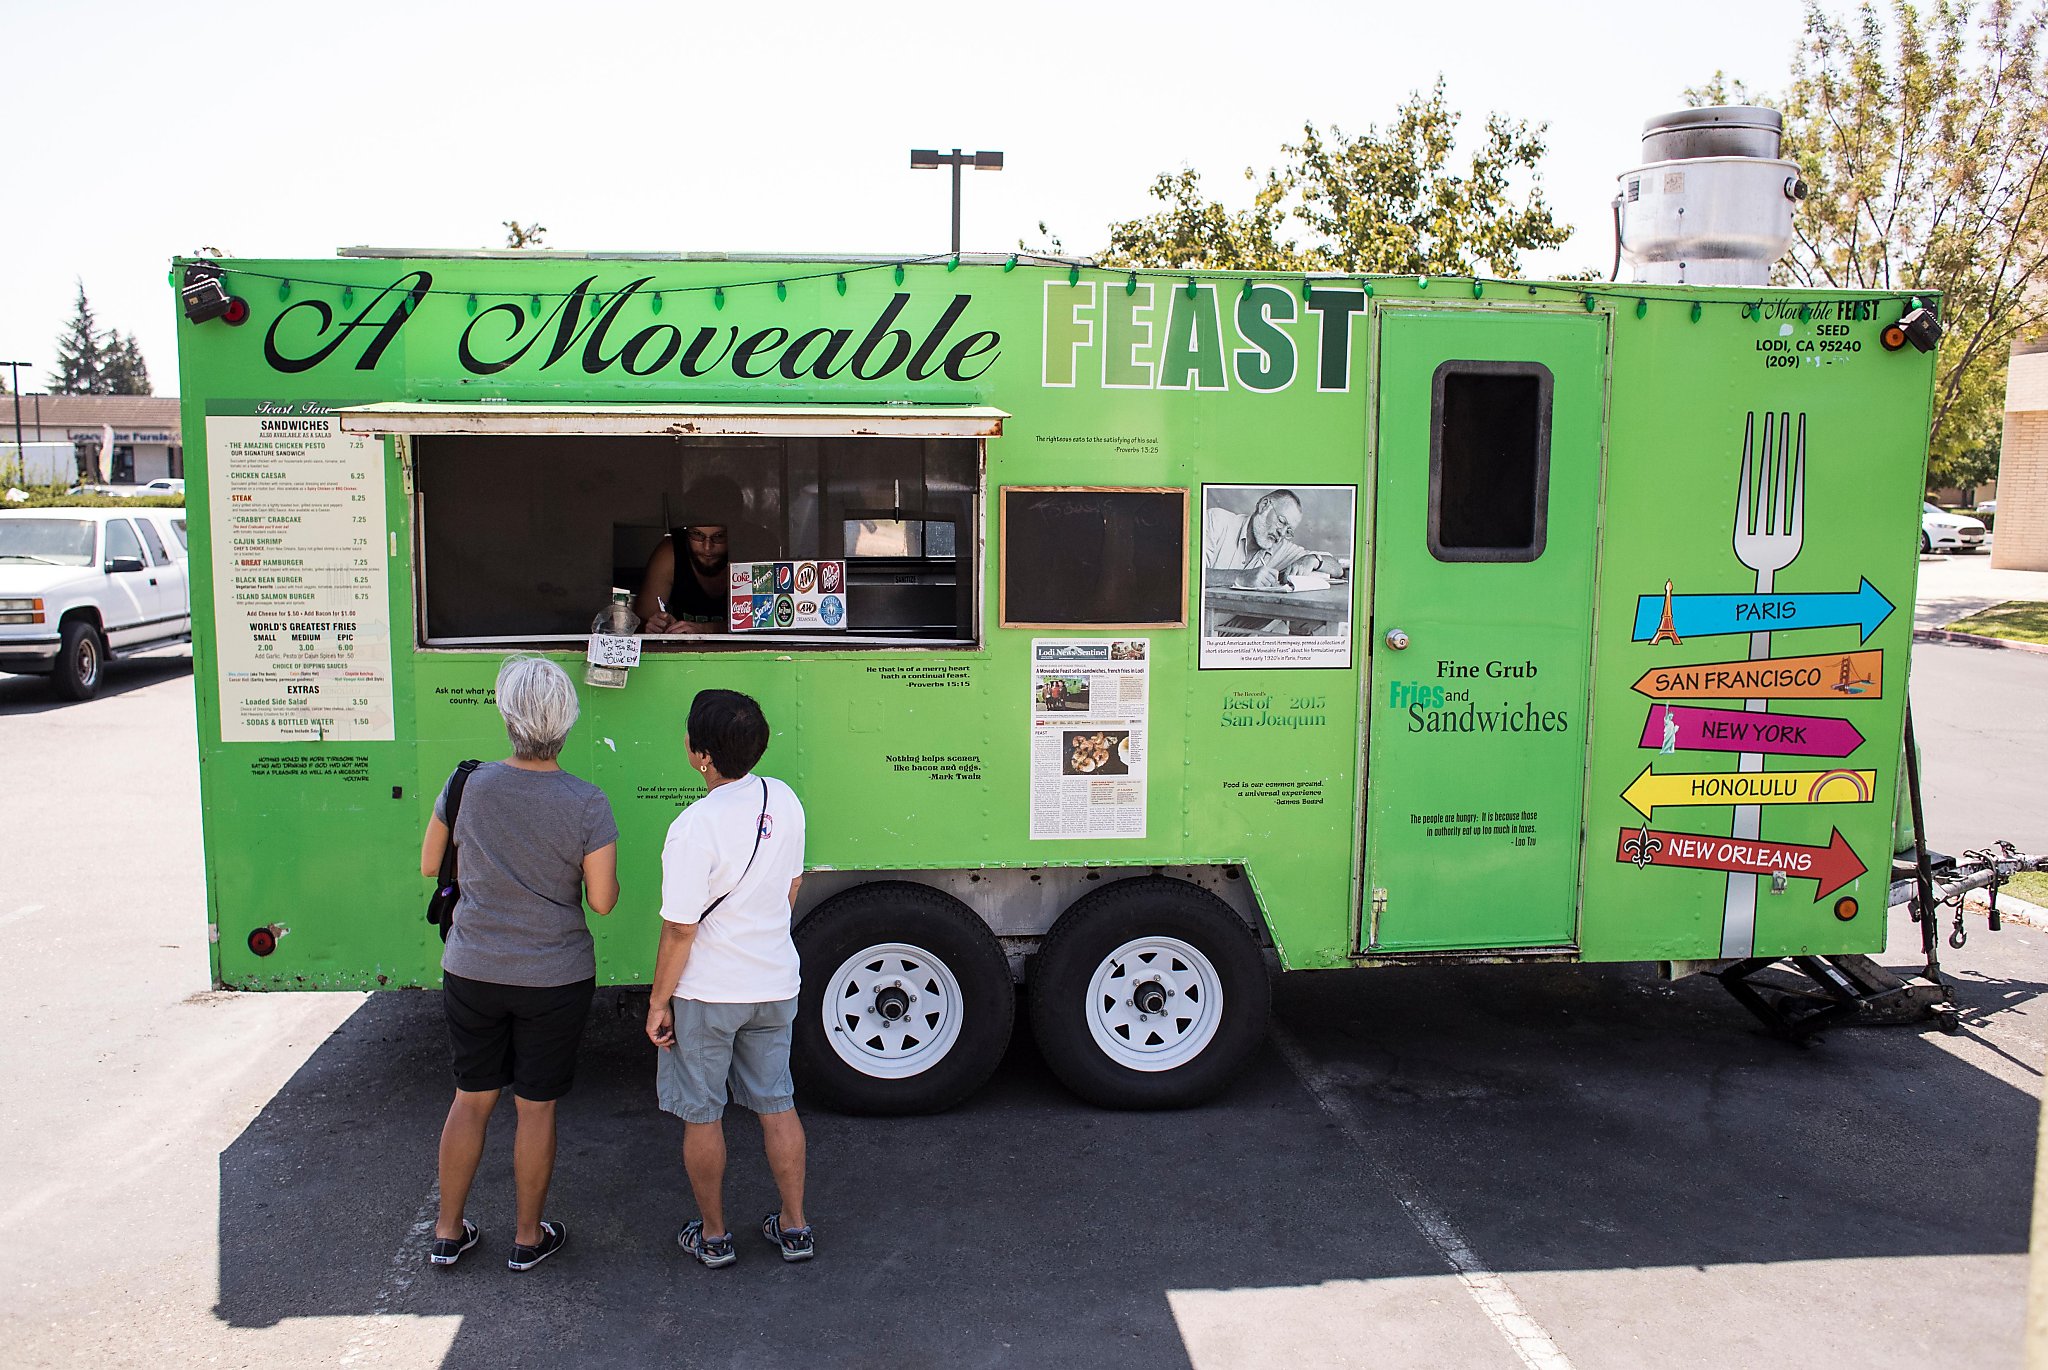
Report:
1650,579,1682,646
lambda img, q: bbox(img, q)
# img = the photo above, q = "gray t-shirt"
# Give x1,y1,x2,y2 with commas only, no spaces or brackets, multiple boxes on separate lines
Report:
434,762,619,987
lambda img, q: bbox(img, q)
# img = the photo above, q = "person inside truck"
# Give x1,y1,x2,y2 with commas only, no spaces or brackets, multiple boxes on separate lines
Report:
1202,488,1340,587
419,654,621,1273
636,522,731,634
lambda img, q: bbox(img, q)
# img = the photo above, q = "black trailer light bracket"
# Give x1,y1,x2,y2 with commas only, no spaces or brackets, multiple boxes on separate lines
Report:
1881,305,1942,353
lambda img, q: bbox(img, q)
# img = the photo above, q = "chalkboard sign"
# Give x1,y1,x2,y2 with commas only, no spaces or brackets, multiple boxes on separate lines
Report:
1000,487,1188,627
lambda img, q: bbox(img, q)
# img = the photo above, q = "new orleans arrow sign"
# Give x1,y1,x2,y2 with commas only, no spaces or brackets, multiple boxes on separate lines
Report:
1614,825,1866,900
1631,578,1895,644
1620,765,1877,819
1637,704,1865,758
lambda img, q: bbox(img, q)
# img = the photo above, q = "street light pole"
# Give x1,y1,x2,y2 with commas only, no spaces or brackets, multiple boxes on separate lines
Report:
1,362,31,476
909,148,1005,254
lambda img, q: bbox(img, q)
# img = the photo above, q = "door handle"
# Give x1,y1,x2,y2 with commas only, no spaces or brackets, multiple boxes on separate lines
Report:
1384,628,1410,650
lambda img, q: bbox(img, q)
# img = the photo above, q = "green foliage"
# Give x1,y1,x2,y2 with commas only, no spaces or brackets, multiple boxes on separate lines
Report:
6,492,186,509
1700,2,2048,489
1100,79,1571,277
48,281,153,395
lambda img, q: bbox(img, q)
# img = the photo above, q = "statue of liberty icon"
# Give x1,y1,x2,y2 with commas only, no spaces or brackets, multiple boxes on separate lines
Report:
1660,704,1680,754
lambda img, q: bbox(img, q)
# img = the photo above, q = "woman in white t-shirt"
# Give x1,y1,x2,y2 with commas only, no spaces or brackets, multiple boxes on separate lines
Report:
645,689,814,1268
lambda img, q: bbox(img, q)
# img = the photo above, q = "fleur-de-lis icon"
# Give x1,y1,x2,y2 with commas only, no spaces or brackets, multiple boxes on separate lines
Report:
1623,823,1663,870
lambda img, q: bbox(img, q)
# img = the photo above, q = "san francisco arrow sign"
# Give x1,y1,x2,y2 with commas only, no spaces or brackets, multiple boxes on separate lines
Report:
1620,765,1877,819
1631,578,1894,644
1631,649,1882,701
1637,704,1864,758
1614,825,1866,900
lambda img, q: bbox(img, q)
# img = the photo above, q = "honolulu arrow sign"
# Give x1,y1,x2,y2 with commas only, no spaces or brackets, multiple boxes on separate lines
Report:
1631,578,1894,644
1620,765,1877,819
1638,704,1864,758
1614,825,1866,900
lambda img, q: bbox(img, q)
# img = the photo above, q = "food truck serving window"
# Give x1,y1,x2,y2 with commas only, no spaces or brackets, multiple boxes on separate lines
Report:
1428,361,1553,563
399,428,984,648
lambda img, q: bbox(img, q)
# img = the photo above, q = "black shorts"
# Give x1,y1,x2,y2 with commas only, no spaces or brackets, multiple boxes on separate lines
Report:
442,972,596,1101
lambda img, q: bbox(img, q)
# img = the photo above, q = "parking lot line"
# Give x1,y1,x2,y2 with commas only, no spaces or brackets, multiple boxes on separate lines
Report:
1273,1025,1578,1370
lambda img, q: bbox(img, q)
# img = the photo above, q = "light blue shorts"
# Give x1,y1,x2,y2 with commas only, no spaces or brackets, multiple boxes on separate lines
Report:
656,996,798,1124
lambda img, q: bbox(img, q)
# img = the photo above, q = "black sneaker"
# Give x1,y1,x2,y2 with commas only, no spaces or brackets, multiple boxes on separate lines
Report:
429,1219,479,1268
760,1213,814,1263
679,1219,736,1268
506,1220,567,1271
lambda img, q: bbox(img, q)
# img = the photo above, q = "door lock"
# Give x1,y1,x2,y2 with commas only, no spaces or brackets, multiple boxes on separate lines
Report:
1384,628,1409,650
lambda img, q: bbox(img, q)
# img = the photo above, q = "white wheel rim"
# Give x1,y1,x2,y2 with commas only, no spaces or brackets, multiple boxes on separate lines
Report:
823,941,966,1079
1083,936,1224,1072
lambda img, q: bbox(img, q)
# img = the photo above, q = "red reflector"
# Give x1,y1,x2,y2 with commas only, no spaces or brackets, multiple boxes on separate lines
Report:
247,926,278,956
222,297,251,326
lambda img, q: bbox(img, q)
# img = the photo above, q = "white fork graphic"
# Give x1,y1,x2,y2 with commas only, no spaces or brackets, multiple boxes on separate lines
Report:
1722,411,1805,957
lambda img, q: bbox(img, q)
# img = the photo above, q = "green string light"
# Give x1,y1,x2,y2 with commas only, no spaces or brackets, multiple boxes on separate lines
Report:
1126,272,1138,297
1004,255,1017,272
895,265,905,286
1635,298,1648,319
1583,294,1597,312
835,274,847,296
466,293,477,316
1301,278,1314,302
651,293,663,314
277,280,291,302
713,287,725,311
1186,278,1198,299
1068,265,1080,287
1362,282,1374,297
1242,279,1253,299
530,294,541,315
342,287,354,309
1799,303,1811,322
1417,276,1430,290
946,255,959,272
1472,280,1484,298
1691,302,1702,322
776,281,787,301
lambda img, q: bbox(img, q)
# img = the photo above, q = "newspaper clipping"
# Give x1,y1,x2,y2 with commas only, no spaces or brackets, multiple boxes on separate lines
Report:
1029,639,1149,840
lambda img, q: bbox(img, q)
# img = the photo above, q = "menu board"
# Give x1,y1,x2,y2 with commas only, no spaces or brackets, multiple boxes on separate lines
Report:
726,560,848,632
205,410,394,742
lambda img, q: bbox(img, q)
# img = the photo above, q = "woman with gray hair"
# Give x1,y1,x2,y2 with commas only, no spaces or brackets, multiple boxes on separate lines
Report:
418,654,620,1272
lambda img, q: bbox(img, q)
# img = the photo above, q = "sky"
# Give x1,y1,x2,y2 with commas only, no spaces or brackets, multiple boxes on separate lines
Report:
0,0,1815,397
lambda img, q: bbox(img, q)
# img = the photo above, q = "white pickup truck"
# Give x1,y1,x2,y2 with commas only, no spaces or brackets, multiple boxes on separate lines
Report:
0,507,192,699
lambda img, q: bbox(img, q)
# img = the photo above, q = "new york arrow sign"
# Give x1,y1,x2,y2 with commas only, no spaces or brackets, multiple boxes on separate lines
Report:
1614,826,1866,900
1632,578,1895,643
1637,704,1865,757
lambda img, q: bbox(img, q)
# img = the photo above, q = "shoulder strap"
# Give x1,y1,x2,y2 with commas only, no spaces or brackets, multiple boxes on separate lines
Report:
436,760,482,884
700,777,771,923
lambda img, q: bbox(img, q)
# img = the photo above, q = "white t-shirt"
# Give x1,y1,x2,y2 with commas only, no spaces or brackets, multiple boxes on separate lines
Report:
660,774,806,1003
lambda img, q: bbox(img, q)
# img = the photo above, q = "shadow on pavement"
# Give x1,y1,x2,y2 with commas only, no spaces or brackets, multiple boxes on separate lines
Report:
215,959,2039,1367
0,651,191,714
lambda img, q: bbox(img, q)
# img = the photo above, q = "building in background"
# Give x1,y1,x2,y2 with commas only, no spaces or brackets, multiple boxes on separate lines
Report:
1992,339,2048,572
0,395,181,486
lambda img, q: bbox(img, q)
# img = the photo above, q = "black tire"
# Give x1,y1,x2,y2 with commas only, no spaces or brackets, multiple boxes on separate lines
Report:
1920,530,1933,554
792,881,1014,1115
1029,876,1269,1110
52,620,104,701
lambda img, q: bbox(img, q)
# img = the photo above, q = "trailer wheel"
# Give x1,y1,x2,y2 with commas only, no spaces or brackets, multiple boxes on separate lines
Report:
1029,877,1269,1109
792,881,1013,1115
52,620,104,701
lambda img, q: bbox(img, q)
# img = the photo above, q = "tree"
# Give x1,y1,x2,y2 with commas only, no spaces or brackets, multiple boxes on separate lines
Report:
1100,80,1571,276
1697,1,2048,488
503,220,548,248
46,283,153,396
101,333,151,396
49,283,106,395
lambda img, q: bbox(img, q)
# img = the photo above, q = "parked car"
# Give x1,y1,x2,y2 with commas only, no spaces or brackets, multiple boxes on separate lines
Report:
138,478,186,496
0,507,192,699
1976,499,1997,516
1921,501,1987,554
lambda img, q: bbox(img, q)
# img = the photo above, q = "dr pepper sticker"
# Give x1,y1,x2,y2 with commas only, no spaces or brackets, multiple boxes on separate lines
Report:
819,561,843,593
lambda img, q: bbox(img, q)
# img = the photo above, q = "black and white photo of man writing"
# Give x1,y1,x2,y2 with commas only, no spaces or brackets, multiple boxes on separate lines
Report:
1201,488,1343,588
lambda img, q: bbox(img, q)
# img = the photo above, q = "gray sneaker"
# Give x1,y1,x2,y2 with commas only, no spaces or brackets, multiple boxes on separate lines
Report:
761,1213,814,1262
679,1219,736,1268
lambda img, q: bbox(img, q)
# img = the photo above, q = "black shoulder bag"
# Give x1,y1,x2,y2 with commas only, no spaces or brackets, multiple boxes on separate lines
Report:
427,759,482,942
699,778,771,924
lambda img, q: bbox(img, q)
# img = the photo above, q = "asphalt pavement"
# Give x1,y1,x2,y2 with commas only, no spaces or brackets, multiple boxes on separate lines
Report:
2,636,2045,1368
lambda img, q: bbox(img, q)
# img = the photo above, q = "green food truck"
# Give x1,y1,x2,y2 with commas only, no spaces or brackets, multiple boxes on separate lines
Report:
170,109,1965,1114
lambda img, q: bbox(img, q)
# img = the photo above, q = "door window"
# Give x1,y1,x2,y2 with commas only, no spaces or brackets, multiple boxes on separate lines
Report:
136,518,171,566
104,518,143,566
1428,362,1553,563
